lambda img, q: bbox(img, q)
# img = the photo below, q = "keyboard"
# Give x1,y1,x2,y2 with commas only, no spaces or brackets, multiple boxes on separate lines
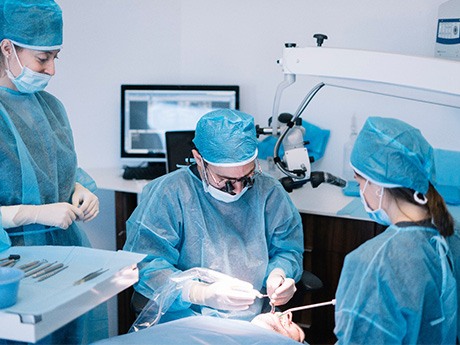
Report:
122,164,166,180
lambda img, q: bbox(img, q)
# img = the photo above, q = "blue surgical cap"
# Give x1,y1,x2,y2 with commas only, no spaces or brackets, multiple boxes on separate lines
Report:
350,116,435,194
193,109,258,167
1,0,63,50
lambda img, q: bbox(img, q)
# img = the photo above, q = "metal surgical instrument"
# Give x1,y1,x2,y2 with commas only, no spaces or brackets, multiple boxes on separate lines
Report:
253,290,269,299
24,261,57,277
73,268,109,286
252,290,277,313
0,254,20,267
32,263,64,278
21,260,48,273
0,259,16,267
36,266,69,282
0,254,20,263
18,260,41,270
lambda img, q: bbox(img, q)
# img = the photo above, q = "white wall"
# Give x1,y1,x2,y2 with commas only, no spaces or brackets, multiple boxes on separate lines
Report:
50,0,459,174
46,0,460,335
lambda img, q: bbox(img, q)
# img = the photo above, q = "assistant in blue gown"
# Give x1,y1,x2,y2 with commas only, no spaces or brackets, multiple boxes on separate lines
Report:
0,1,105,343
334,117,458,344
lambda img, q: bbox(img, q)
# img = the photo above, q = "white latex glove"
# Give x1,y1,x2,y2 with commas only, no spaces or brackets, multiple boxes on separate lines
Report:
266,268,297,306
182,279,257,311
71,183,99,222
11,203,84,229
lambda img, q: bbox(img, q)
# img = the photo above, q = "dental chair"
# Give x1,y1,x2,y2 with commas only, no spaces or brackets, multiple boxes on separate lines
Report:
299,270,323,292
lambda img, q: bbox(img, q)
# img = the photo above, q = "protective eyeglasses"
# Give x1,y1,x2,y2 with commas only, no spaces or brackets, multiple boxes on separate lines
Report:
204,159,262,194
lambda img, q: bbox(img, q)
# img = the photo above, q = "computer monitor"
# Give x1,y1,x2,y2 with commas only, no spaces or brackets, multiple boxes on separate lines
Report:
165,130,196,173
121,84,239,164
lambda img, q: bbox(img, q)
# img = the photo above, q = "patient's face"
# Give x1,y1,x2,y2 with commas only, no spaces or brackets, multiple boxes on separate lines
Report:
250,311,305,343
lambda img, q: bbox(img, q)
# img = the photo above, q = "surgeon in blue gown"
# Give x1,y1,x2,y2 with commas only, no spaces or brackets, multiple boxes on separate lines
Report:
124,109,304,322
0,1,103,343
334,117,458,344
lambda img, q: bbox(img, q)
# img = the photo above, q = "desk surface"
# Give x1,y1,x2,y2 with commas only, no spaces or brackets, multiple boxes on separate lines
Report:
86,165,368,221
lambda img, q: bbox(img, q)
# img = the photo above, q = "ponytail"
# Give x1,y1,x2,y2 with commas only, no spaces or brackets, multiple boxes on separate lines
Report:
426,183,454,237
387,183,454,237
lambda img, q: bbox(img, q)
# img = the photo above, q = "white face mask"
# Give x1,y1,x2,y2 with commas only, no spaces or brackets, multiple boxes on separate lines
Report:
359,180,392,226
5,45,51,93
200,163,249,203
202,179,249,203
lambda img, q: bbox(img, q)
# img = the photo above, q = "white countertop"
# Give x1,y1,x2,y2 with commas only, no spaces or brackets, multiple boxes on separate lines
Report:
86,164,368,221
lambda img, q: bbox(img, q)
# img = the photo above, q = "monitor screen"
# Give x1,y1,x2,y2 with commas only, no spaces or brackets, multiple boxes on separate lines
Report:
121,85,239,162
165,130,196,173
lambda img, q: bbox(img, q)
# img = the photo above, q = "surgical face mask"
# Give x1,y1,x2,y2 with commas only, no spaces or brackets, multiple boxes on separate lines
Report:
5,45,51,93
203,179,249,203
200,163,250,203
359,180,392,226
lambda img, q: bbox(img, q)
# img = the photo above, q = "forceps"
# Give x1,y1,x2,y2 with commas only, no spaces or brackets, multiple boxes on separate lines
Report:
73,268,109,286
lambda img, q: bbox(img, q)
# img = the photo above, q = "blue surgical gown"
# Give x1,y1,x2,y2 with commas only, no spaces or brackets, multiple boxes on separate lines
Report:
123,165,304,321
334,223,457,344
0,87,93,249
0,87,105,344
447,229,460,342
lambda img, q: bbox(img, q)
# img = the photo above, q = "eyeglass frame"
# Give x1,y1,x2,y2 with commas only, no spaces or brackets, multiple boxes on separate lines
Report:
203,159,262,194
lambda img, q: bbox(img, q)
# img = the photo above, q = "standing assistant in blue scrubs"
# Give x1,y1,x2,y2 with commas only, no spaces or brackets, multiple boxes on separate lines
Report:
335,117,457,344
0,1,104,343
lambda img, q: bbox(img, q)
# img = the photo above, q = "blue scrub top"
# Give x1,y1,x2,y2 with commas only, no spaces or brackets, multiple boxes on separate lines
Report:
124,165,304,321
0,87,92,248
335,222,457,344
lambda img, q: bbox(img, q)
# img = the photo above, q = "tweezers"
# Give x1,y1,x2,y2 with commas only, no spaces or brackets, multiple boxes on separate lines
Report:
73,268,109,286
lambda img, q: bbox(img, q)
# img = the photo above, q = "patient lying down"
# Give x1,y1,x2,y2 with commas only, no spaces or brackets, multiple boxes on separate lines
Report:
251,311,305,343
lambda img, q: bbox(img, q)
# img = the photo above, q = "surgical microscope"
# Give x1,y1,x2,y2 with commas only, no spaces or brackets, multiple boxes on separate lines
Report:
256,34,347,193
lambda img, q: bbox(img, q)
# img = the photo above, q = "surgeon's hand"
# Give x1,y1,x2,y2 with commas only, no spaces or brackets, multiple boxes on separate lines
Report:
267,268,297,306
182,279,257,311
13,203,84,229
71,183,99,222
